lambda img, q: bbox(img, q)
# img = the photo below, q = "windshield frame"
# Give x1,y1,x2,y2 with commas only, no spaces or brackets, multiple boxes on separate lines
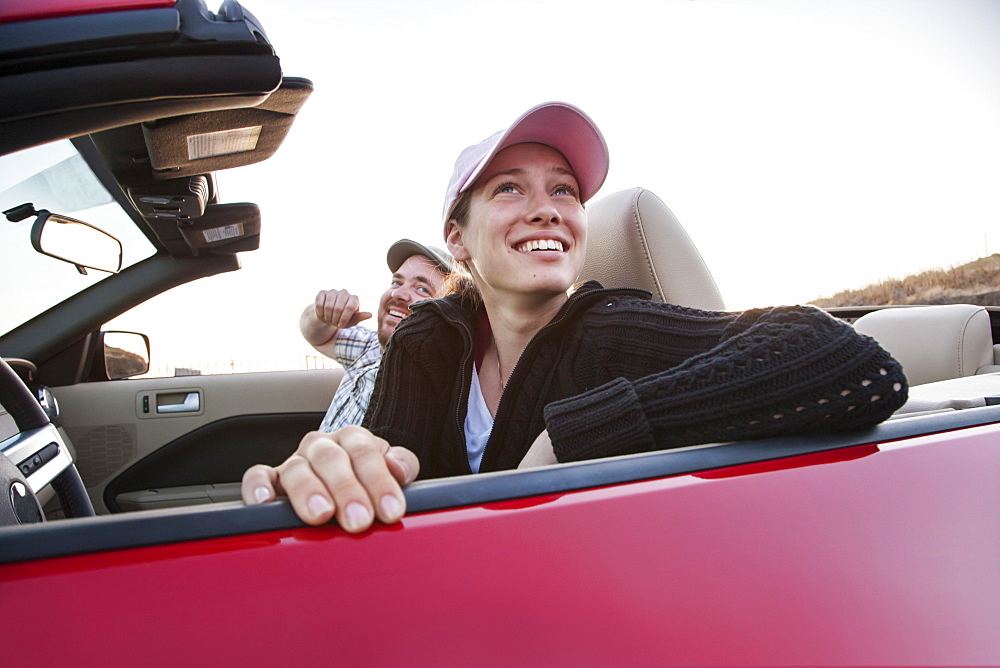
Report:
0,136,157,337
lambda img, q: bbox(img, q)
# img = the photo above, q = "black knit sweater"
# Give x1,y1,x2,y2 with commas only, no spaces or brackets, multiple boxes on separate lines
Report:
363,281,908,480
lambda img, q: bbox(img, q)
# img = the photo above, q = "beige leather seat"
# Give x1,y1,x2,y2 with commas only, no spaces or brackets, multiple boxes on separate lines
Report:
581,187,725,310
853,304,996,386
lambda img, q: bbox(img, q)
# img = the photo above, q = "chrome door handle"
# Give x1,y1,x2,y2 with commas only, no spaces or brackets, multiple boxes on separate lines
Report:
157,391,201,414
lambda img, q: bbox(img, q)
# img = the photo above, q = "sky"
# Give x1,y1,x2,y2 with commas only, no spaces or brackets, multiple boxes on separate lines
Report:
107,0,1000,369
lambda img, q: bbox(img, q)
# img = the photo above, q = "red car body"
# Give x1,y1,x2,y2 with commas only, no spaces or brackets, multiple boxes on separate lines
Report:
1,1,999,665
0,0,175,23
4,421,1000,665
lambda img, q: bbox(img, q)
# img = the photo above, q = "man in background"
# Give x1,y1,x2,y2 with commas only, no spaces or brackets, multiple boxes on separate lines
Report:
301,239,451,432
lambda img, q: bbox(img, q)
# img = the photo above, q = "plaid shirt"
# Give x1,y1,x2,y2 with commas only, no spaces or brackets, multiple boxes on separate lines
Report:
318,326,383,432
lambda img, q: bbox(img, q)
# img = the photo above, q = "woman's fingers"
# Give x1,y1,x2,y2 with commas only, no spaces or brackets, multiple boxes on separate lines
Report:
242,428,420,533
274,445,341,526
294,428,376,530
241,463,281,505
334,428,406,524
385,446,419,486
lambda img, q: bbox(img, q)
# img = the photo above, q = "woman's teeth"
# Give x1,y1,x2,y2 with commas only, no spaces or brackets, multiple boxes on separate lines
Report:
516,239,564,252
389,309,406,318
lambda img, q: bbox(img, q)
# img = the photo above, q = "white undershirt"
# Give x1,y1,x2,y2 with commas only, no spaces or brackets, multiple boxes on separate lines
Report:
464,366,494,473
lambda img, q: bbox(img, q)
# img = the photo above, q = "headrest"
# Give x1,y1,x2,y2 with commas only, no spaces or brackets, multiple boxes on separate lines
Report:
580,187,725,310
853,304,994,386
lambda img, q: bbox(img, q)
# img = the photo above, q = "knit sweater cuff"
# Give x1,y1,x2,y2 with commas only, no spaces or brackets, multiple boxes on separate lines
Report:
545,377,655,463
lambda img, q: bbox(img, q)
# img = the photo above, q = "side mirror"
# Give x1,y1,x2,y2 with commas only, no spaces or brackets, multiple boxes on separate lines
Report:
103,331,150,379
30,210,122,274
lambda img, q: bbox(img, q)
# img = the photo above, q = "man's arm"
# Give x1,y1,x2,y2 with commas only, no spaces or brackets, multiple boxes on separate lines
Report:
300,288,372,358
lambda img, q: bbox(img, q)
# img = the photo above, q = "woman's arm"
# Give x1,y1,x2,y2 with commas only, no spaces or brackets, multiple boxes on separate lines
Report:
543,305,908,463
362,316,457,478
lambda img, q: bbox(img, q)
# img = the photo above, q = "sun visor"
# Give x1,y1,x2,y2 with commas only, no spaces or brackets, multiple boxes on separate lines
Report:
142,77,313,179
0,0,285,155
176,202,261,255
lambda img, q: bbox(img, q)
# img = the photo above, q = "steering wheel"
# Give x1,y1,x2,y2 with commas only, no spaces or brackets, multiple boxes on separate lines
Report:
0,357,94,526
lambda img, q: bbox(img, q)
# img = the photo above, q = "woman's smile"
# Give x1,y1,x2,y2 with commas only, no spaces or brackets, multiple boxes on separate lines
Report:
515,238,566,253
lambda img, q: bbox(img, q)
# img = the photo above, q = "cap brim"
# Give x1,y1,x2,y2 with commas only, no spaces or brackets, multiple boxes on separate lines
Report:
442,102,609,228
386,239,453,274
465,102,609,204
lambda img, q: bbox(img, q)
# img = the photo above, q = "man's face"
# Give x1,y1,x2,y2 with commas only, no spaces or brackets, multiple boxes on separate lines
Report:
376,254,446,346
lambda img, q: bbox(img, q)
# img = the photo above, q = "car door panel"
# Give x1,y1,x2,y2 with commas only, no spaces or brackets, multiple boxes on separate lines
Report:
50,368,342,513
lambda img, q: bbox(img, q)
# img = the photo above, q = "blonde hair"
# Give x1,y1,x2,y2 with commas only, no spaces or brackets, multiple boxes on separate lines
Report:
443,188,483,307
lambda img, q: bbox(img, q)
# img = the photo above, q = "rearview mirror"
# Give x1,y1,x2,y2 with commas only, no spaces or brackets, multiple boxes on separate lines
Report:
31,212,123,274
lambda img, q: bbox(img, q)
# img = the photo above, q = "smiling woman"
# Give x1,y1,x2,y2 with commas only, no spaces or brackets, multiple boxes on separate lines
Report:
446,142,589,313
3,3,1000,663
242,101,909,532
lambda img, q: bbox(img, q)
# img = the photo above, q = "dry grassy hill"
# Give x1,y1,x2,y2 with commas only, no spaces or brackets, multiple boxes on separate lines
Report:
809,254,1000,308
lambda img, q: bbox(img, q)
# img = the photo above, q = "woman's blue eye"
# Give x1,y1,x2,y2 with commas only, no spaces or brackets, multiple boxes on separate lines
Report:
554,184,577,197
496,182,518,194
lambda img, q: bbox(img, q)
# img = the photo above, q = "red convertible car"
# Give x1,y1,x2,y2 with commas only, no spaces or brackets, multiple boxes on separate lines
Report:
1,1,999,665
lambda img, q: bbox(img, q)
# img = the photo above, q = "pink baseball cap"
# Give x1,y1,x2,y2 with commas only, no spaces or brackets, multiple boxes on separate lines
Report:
441,102,609,229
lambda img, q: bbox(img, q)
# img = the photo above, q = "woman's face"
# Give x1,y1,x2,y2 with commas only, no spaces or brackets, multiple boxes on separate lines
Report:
446,142,587,303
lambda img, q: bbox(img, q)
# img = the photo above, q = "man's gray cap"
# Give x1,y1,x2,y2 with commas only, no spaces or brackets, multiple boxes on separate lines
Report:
386,239,453,275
